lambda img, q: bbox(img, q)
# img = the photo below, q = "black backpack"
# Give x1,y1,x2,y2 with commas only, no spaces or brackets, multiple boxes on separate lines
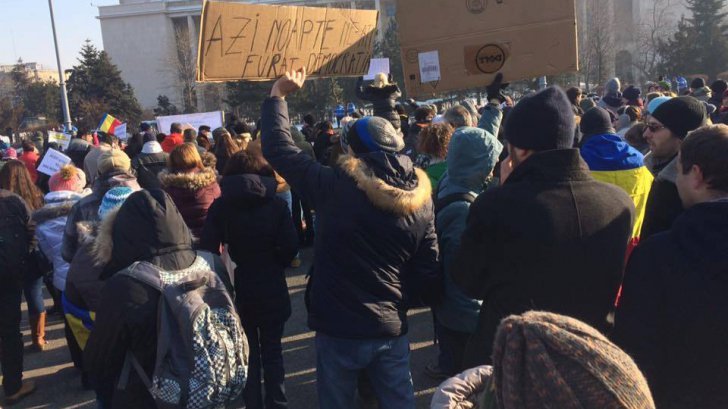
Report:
0,212,30,280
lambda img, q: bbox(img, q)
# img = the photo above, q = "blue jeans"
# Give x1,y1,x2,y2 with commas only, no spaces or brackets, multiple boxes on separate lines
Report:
0,277,24,395
315,333,414,409
23,275,45,316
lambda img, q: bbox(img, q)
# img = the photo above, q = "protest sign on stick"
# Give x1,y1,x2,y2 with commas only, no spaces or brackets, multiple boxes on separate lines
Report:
48,131,71,150
364,58,390,81
396,0,578,97
37,149,72,176
196,1,379,82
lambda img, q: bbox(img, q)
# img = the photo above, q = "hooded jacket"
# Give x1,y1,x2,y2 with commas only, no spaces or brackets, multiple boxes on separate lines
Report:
641,154,683,239
84,189,209,408
580,133,653,241
261,97,441,339
614,200,728,409
199,174,298,325
61,170,140,262
19,150,40,183
452,149,635,368
356,77,403,129
433,113,503,334
34,190,89,291
131,150,168,190
160,132,183,153
159,167,221,240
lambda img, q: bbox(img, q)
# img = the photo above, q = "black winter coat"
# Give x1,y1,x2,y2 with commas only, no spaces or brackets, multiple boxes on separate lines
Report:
261,97,441,339
84,189,231,408
131,152,168,190
641,155,684,240
199,174,298,325
356,77,402,129
453,149,635,368
613,200,728,409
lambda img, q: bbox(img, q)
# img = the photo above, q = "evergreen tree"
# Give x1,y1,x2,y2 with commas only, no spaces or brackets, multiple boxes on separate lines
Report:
154,95,179,116
66,40,142,130
659,0,728,78
224,81,270,120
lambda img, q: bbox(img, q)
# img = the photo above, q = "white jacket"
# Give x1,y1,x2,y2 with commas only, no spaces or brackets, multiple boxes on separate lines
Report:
34,190,90,291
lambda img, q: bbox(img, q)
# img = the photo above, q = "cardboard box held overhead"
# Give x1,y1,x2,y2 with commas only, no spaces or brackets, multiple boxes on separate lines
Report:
396,0,578,97
196,0,379,82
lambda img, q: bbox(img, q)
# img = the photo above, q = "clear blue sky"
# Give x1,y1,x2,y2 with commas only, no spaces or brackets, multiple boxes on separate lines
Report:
0,0,118,70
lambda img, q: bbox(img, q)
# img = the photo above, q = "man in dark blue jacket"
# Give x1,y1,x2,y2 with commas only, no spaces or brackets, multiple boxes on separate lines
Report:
261,69,440,409
614,124,728,409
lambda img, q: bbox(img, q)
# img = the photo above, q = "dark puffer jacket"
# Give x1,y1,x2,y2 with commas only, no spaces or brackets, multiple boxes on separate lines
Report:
199,174,298,325
452,149,635,367
131,152,168,190
61,170,140,262
356,77,403,129
159,167,221,239
261,97,441,339
613,200,728,409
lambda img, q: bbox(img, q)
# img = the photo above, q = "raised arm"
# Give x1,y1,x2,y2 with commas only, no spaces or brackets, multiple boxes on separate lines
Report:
261,69,336,208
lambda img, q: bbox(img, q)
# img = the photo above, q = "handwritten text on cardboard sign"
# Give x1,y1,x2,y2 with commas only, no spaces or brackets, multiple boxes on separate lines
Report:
197,1,379,82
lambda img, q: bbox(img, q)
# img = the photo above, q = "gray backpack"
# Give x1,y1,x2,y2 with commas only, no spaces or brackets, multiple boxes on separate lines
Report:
117,253,248,409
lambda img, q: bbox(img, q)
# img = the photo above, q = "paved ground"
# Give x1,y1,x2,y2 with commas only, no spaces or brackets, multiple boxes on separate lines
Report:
9,248,441,408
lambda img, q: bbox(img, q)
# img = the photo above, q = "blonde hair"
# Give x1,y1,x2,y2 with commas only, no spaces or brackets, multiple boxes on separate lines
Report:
372,72,389,88
168,143,203,172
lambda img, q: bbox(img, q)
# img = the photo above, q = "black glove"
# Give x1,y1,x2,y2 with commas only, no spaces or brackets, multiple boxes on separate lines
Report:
388,73,394,83
486,73,509,103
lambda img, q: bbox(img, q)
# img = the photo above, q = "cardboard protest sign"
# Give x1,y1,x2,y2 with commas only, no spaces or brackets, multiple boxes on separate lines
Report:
364,58,390,81
196,1,379,82
156,111,224,136
37,149,72,176
47,131,71,150
396,0,578,97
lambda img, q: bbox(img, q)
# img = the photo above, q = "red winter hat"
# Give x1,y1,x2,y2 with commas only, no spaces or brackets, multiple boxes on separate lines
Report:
49,165,86,193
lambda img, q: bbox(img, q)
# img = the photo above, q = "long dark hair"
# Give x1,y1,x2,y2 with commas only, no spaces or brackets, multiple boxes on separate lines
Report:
0,160,44,210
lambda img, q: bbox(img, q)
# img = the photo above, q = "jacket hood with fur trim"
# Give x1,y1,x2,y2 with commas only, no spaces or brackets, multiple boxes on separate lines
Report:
158,167,217,191
338,153,432,216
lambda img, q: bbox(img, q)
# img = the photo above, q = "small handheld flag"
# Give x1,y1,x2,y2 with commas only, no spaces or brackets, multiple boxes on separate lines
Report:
98,114,122,135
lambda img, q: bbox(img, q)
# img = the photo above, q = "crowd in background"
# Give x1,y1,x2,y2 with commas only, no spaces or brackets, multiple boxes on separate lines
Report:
0,70,727,409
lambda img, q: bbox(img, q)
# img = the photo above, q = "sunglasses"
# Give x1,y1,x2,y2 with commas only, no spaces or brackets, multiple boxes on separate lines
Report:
646,122,665,132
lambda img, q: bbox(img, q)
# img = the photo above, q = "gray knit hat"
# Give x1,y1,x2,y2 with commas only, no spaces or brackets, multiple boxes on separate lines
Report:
340,116,404,155
492,311,655,409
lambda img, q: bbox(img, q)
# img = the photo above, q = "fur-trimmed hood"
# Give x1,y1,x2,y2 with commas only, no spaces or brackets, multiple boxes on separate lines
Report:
158,167,217,191
338,153,432,216
91,208,119,266
33,190,89,224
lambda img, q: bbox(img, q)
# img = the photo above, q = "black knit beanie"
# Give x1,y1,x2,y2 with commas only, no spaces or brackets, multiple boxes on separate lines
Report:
504,87,575,151
691,77,706,90
580,107,615,137
651,96,706,139
623,85,641,102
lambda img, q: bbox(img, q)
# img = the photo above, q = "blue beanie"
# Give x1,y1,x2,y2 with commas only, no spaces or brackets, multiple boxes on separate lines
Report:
340,116,404,155
504,87,576,151
647,96,672,115
99,186,134,219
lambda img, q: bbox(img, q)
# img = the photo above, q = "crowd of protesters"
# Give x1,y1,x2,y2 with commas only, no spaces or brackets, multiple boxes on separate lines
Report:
0,69,727,409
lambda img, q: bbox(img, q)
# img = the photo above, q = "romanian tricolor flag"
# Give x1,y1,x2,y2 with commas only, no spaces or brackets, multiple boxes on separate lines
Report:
97,113,122,135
